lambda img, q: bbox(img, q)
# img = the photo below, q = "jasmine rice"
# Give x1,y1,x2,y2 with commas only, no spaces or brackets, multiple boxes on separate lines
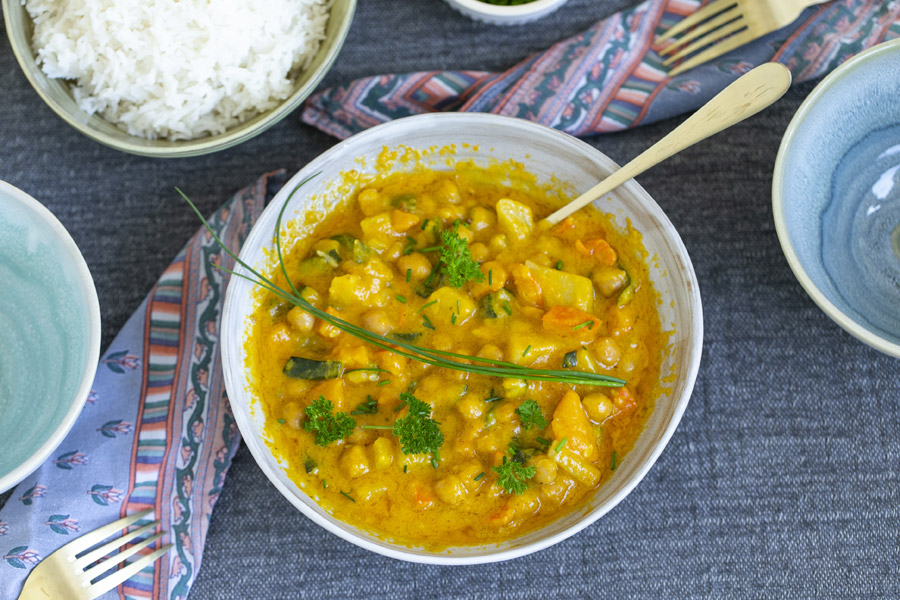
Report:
24,0,331,140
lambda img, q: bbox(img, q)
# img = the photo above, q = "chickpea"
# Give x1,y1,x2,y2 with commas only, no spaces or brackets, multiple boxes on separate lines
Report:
286,306,314,332
477,344,504,362
362,308,393,335
371,437,395,469
357,188,387,216
436,180,461,204
340,445,370,478
593,337,621,368
457,394,485,420
468,206,497,232
502,378,528,398
582,393,615,424
396,252,432,281
281,401,304,429
489,233,509,253
608,305,635,337
434,475,467,507
593,267,629,298
532,457,557,484
355,480,389,503
468,242,489,262
348,427,376,445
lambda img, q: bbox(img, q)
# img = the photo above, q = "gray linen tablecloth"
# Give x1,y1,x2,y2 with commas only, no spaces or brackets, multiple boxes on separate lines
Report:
2,0,898,597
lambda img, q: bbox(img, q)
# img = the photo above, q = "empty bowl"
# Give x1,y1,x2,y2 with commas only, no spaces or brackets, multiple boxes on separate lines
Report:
773,38,900,358
0,181,101,493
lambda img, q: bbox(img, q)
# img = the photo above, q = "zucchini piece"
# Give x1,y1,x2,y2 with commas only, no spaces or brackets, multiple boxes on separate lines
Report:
562,350,578,368
283,357,342,380
352,239,370,263
482,289,515,318
304,457,318,474
391,193,417,211
389,332,422,342
330,234,356,250
617,269,635,307
294,256,333,282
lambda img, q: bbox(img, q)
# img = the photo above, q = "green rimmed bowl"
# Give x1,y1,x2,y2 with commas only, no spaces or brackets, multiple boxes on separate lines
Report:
0,181,101,493
1,0,356,158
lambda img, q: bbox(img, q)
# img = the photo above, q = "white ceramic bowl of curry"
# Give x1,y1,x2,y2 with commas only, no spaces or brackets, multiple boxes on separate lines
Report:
221,113,703,563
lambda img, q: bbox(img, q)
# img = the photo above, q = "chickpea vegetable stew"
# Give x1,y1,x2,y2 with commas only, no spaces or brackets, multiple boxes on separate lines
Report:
246,163,664,548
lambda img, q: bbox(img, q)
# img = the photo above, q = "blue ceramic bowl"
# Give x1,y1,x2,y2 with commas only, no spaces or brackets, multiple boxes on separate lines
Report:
0,182,101,492
773,39,900,358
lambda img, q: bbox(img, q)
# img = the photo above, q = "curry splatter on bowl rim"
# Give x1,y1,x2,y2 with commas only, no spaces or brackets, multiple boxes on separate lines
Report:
221,113,703,563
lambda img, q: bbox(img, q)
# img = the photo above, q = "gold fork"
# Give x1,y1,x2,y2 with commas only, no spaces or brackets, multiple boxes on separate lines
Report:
18,509,172,600
656,0,833,76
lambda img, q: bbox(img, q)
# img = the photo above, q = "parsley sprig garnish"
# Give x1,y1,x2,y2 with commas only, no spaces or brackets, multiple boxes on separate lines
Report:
493,456,536,495
392,393,444,455
439,223,484,288
362,392,444,457
303,396,356,446
515,399,547,430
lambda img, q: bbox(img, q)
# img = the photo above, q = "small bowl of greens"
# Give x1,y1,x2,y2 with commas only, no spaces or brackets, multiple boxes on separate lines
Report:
443,0,569,26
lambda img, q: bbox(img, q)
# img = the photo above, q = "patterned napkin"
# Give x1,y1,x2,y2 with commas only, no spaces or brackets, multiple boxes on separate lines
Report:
302,0,900,140
0,172,284,600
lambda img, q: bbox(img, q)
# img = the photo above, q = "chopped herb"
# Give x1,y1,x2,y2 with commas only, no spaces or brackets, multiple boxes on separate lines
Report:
572,320,595,330
450,313,457,325
611,451,618,471
417,300,438,314
406,236,417,244
391,194,416,211
515,399,548,430
488,269,493,286
392,393,444,455
439,224,485,288
277,418,286,424
322,480,327,489
340,491,356,503
403,464,408,473
484,389,503,403
350,396,379,416
536,436,551,448
304,458,317,473
396,294,407,303
378,380,391,387
493,456,536,495
344,367,392,375
406,268,412,282
555,437,568,452
502,301,512,316
420,218,430,230
431,458,439,469
522,345,532,357
402,243,416,256
303,396,356,446
556,261,563,270
507,438,526,464
474,472,485,481
422,314,436,330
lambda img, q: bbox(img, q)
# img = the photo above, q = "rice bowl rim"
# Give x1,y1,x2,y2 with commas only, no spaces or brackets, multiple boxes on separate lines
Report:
2,0,357,158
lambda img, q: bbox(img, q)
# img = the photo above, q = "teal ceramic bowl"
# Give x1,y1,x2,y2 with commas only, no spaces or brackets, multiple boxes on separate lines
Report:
773,39,900,358
1,0,356,158
0,182,101,492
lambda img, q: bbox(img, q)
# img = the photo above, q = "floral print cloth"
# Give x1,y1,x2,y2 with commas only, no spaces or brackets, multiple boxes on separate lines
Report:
302,0,900,140
0,173,284,600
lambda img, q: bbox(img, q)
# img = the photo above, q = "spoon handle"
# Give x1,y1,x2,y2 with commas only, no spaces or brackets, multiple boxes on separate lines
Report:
543,62,792,225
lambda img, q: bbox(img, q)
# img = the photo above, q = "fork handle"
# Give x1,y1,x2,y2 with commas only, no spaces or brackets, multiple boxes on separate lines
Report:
544,62,792,224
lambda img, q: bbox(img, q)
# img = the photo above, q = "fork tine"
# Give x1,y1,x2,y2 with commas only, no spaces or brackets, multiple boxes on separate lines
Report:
87,543,173,600
657,7,742,57
667,30,756,76
74,521,158,569
662,19,748,66
61,509,153,557
654,0,738,45
83,532,164,582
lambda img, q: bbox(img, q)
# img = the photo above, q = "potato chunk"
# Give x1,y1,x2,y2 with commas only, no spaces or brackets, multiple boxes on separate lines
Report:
525,261,594,312
550,390,598,462
496,198,533,241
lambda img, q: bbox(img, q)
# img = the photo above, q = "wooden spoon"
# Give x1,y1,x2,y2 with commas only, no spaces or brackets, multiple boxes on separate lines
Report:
544,62,792,225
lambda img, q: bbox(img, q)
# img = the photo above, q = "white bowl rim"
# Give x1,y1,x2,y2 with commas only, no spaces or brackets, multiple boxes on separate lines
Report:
223,112,703,564
772,38,900,359
445,0,568,17
0,181,102,493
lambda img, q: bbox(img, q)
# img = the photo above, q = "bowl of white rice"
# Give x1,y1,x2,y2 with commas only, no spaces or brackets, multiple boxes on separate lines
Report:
2,0,356,157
